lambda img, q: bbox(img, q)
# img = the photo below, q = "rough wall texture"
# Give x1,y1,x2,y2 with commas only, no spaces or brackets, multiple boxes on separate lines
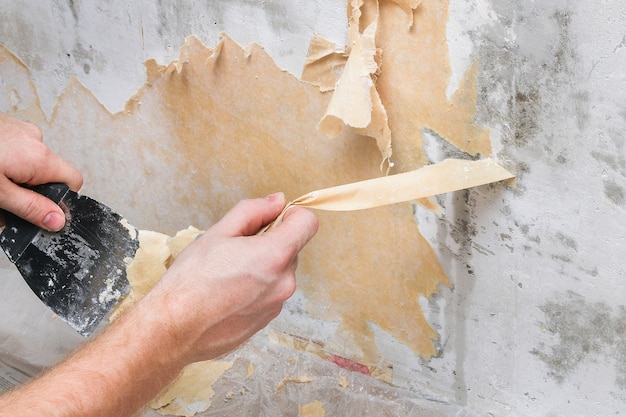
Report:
0,1,625,416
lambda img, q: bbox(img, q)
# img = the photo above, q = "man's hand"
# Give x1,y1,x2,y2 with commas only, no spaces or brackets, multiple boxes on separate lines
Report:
0,192,318,417
0,112,83,231
142,192,319,363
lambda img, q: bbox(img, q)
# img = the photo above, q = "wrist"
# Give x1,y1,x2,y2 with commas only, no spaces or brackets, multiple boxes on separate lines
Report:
115,288,192,372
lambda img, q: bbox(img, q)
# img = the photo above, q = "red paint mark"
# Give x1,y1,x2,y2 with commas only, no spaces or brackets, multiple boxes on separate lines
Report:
329,355,371,376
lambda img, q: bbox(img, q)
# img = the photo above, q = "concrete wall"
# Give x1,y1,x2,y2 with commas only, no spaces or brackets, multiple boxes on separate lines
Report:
1,1,625,416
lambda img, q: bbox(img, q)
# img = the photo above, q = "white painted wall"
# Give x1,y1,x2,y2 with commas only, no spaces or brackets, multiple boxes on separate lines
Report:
0,0,347,115
1,1,625,416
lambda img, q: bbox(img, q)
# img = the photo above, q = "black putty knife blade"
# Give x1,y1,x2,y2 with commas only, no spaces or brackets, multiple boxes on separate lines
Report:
0,183,139,337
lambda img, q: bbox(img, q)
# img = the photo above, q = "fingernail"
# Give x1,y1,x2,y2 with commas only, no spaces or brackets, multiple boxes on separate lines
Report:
265,192,284,202
43,212,65,231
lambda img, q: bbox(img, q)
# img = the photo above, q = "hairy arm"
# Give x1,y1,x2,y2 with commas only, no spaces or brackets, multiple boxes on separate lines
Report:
0,112,319,416
0,195,317,417
0,289,186,416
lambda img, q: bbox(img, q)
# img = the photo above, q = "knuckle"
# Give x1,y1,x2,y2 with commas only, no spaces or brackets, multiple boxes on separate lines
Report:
269,268,297,302
264,250,292,274
235,198,257,212
279,276,297,300
269,304,284,320
24,122,43,142
20,194,42,219
33,142,53,161
13,140,50,173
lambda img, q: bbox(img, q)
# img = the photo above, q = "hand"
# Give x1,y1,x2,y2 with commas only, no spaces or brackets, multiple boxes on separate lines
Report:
141,192,319,363
0,193,318,417
0,112,83,231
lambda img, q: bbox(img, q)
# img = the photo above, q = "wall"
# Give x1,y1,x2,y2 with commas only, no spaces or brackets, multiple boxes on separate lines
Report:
1,1,625,416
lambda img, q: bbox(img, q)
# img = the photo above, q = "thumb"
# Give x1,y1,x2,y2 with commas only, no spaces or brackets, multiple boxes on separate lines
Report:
209,192,287,237
0,178,66,231
263,206,319,253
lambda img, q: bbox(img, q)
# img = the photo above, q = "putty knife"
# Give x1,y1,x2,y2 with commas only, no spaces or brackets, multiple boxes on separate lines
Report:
0,183,139,337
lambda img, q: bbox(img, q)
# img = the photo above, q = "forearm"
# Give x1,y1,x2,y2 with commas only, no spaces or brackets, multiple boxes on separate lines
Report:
0,290,186,417
0,194,318,416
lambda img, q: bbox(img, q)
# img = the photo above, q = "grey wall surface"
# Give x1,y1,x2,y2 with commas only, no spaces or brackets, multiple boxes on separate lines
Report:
1,1,625,416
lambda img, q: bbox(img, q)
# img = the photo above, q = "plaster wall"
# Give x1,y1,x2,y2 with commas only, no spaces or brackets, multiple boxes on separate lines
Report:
1,1,625,416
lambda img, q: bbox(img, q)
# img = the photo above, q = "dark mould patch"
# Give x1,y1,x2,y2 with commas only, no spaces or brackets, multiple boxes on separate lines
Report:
519,223,541,245
591,150,626,177
555,152,567,164
591,151,619,170
532,291,626,390
438,190,479,261
555,232,578,251
503,7,589,154
604,179,625,208
550,9,576,76
510,88,541,148
571,90,589,130
68,0,79,22
550,253,572,264
578,265,599,278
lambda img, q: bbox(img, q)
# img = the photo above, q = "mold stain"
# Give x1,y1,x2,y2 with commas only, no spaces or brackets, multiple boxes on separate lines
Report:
591,151,626,176
554,232,578,251
551,10,575,75
533,291,626,390
604,179,625,208
510,89,540,148
505,7,590,160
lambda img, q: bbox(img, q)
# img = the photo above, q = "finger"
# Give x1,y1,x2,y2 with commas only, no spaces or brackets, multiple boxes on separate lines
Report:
264,206,319,254
210,192,286,237
29,154,83,192
0,113,43,142
7,142,83,192
0,177,67,231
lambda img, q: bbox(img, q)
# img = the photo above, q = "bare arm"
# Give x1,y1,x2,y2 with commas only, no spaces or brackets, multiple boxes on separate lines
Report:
0,197,317,417
0,112,319,416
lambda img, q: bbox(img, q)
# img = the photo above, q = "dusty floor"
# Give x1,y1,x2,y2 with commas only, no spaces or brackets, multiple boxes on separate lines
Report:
141,329,472,417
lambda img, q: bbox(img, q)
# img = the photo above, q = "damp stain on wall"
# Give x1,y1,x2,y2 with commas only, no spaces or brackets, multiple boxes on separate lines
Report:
532,291,626,390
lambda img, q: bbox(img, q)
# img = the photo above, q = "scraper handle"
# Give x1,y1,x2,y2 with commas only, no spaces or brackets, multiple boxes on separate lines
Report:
0,183,70,263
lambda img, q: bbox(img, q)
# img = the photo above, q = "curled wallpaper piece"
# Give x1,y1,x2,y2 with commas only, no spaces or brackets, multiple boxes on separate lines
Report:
354,85,392,171
374,1,492,173
150,360,234,416
317,15,377,135
301,34,349,92
317,0,392,166
263,158,514,231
